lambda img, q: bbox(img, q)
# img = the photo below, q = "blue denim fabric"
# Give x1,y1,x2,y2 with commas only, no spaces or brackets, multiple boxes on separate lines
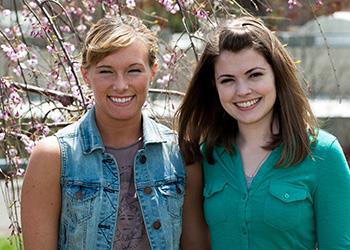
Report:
55,107,185,250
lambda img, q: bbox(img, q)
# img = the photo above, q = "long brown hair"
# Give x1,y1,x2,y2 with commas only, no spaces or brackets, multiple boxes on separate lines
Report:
176,16,318,167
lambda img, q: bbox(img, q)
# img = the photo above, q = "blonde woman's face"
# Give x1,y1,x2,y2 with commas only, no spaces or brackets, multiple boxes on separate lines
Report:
214,48,276,129
81,40,157,125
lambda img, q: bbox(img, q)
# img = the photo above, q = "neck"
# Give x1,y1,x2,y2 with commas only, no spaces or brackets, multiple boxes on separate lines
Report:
95,112,143,148
237,117,277,150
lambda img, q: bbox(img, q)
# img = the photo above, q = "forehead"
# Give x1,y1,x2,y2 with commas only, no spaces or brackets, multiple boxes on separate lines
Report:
215,48,269,73
96,40,149,67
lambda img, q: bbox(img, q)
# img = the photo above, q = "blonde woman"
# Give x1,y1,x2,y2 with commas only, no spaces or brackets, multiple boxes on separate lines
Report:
22,15,185,250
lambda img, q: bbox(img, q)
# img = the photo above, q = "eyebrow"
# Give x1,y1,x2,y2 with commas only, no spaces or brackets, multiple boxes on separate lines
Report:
96,65,112,69
216,66,266,80
96,63,144,69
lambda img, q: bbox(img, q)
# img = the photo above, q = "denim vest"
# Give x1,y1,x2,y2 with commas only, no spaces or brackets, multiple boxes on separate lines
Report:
55,108,185,250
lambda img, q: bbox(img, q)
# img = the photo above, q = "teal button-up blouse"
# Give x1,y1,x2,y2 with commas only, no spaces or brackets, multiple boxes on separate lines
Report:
202,130,350,250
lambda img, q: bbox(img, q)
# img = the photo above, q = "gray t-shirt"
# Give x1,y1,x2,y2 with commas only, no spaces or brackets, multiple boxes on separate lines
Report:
107,139,151,250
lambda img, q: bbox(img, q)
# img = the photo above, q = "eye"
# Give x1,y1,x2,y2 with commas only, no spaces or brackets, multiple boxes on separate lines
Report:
128,68,142,73
99,70,113,74
250,72,263,78
219,78,234,85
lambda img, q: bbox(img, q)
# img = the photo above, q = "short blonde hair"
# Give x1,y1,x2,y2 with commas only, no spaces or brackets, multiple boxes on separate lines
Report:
81,15,158,68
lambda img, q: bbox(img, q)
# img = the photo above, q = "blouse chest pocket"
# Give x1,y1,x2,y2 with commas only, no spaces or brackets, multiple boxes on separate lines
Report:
203,181,229,225
159,180,185,218
264,182,311,231
63,182,100,225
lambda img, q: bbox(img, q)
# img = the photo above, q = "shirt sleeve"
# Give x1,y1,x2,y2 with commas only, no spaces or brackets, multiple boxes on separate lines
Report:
315,139,350,249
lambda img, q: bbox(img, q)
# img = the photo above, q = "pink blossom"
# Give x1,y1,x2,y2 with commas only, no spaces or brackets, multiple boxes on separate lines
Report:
13,66,22,77
47,45,55,54
16,168,25,176
27,54,38,66
63,42,75,54
28,1,38,9
157,74,171,85
9,148,18,157
178,0,194,9
159,0,180,14
0,78,10,88
110,4,120,13
30,23,43,38
3,28,12,37
2,9,11,16
193,8,208,19
76,7,83,15
0,44,14,59
0,111,10,121
20,135,36,154
0,133,5,141
42,126,50,136
48,70,59,80
126,0,136,9
288,0,297,9
77,24,87,32
9,92,22,105
60,25,71,32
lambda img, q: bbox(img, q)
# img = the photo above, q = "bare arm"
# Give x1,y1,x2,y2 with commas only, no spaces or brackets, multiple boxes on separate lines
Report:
21,136,61,250
181,162,210,250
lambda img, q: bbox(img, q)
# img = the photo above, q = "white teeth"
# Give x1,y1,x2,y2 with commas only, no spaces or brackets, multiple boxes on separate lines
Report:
236,98,259,108
109,96,132,103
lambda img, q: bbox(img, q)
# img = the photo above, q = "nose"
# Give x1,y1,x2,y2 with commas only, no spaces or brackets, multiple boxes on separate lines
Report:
112,75,128,91
236,81,252,96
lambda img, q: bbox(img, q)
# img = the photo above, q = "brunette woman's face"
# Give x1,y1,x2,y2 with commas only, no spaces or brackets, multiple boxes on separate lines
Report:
214,48,276,128
81,40,157,124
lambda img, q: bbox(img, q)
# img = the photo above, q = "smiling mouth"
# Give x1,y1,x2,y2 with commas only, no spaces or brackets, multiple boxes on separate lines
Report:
235,98,261,108
109,96,133,104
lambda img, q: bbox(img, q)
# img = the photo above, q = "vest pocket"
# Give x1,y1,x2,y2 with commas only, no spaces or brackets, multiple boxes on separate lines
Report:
159,180,185,218
264,182,311,231
63,182,100,224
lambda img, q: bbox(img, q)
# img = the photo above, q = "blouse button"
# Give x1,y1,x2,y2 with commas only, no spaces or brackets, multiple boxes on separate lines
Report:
284,193,290,199
153,220,161,230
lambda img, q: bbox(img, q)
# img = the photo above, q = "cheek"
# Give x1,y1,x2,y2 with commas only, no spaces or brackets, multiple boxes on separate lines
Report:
135,77,150,92
216,86,232,104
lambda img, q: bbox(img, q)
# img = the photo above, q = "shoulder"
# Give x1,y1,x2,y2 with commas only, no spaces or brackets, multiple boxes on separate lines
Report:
311,129,348,171
31,136,60,156
24,136,61,189
314,129,337,148
312,129,341,156
27,136,61,172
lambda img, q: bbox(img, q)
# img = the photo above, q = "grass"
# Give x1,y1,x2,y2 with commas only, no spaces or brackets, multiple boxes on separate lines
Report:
0,237,18,250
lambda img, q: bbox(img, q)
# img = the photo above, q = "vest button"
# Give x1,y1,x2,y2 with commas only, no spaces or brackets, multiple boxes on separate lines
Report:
152,220,161,230
75,191,83,200
143,187,152,194
139,155,147,164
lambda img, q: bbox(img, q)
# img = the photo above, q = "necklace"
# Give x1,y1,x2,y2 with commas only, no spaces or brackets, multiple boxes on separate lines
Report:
245,151,271,178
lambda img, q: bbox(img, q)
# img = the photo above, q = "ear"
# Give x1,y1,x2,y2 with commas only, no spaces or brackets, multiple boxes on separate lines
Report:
150,62,158,80
80,66,91,86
